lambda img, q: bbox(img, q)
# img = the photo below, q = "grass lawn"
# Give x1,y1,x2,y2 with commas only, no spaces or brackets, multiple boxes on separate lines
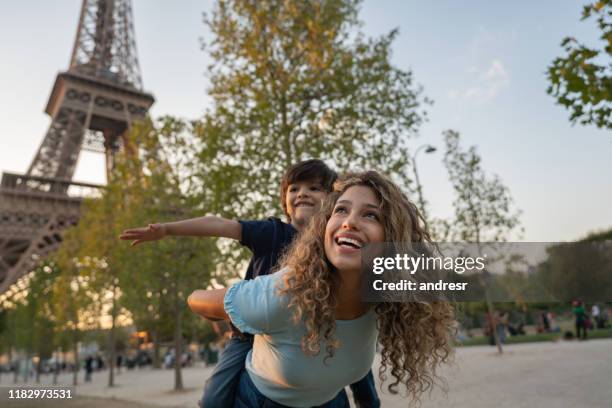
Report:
458,328,612,347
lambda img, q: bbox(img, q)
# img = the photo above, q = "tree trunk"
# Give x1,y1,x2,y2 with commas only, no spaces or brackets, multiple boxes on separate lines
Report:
13,359,19,383
23,351,31,383
35,356,42,383
72,331,79,386
52,350,59,385
173,285,183,390
486,297,503,354
482,273,502,354
3,346,11,384
108,281,117,387
152,328,161,369
477,244,503,355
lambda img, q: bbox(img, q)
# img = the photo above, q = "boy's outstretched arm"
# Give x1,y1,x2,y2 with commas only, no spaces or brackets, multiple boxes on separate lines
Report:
119,216,242,246
187,289,228,321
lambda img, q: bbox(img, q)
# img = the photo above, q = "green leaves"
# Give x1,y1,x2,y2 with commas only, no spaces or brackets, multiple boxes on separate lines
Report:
197,0,428,223
547,0,611,130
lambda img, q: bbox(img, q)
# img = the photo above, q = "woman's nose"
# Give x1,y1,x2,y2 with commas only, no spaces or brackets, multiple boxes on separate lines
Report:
342,212,359,230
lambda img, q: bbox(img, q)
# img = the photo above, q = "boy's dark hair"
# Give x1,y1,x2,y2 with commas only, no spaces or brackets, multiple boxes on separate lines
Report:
280,159,337,219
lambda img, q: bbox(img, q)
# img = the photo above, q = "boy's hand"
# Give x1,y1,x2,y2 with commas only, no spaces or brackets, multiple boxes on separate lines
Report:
119,223,167,246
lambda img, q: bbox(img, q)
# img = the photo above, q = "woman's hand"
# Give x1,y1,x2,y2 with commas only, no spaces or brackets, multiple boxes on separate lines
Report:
119,223,167,246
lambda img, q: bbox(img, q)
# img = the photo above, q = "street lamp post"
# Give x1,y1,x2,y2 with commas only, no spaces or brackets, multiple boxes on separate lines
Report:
411,144,437,220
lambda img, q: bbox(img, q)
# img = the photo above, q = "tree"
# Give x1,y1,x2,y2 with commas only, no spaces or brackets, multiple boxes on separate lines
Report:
57,117,221,390
534,227,612,303
61,174,135,388
441,130,522,353
0,262,59,385
114,117,221,390
7,299,34,383
196,0,429,224
441,130,522,243
54,240,100,386
24,262,58,384
0,308,6,383
0,296,22,384
547,0,611,130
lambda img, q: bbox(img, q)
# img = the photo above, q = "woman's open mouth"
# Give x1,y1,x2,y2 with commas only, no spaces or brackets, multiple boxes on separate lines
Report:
334,235,364,253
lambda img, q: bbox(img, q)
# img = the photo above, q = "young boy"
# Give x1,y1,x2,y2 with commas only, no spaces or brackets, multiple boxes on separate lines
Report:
120,159,379,408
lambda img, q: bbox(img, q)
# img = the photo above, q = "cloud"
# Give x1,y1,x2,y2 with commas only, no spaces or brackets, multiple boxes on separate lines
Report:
447,59,509,103
483,59,509,99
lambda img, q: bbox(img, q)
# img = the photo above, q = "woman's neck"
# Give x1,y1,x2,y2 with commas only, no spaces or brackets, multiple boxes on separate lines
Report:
335,270,369,320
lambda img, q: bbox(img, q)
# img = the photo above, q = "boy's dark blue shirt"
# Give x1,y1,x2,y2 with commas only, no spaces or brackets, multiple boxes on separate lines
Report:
238,217,297,281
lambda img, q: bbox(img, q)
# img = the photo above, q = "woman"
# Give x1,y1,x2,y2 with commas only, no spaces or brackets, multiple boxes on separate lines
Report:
188,171,454,407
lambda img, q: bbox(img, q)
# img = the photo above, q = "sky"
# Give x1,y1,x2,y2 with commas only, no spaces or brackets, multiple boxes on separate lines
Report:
0,0,610,242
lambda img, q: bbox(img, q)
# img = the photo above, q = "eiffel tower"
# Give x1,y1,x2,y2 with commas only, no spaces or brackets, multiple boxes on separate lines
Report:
0,0,154,294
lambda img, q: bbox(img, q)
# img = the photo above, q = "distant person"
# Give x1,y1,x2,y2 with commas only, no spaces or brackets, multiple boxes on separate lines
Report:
485,312,497,345
84,356,94,382
572,300,588,340
508,320,525,336
498,311,509,344
164,349,174,369
541,310,550,332
547,312,560,333
592,304,606,329
201,344,210,366
591,304,600,330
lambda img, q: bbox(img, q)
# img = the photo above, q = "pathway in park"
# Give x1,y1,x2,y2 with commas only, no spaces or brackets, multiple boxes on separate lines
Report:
5,338,612,408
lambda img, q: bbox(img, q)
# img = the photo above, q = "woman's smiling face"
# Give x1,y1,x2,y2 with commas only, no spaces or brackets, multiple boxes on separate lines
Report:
324,185,385,274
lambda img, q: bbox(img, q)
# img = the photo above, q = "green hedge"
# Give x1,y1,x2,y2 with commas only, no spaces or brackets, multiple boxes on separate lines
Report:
458,329,612,347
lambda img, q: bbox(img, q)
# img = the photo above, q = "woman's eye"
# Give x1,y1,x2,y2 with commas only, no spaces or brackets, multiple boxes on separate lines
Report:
365,212,380,220
333,206,347,214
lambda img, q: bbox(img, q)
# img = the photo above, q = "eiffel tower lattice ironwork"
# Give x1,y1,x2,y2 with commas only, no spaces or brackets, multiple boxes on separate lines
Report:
0,0,154,294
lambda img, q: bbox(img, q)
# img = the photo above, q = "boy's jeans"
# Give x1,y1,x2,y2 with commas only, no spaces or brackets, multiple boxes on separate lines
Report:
200,336,253,408
234,369,349,408
349,370,381,408
200,335,380,408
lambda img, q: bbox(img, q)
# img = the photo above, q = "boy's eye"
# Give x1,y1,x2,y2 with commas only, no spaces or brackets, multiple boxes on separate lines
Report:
310,186,321,191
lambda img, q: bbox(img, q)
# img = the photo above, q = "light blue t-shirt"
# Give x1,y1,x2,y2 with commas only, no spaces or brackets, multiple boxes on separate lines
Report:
224,268,378,407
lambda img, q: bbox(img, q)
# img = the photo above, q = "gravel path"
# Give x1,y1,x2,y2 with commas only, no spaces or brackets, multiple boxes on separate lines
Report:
5,338,612,408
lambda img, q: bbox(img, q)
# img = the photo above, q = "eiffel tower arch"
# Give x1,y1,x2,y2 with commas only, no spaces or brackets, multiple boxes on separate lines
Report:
0,0,154,294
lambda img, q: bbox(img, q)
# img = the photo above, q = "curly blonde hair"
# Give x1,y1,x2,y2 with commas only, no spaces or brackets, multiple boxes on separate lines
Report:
277,171,455,401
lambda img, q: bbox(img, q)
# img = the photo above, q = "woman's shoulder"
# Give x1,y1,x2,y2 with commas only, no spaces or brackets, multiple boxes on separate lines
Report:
226,268,292,304
224,268,293,335
248,267,291,291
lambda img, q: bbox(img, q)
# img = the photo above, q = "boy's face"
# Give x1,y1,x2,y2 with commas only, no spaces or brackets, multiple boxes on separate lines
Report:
285,179,327,228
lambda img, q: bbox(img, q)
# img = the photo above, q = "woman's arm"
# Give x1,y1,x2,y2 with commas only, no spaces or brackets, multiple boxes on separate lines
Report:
187,288,229,321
